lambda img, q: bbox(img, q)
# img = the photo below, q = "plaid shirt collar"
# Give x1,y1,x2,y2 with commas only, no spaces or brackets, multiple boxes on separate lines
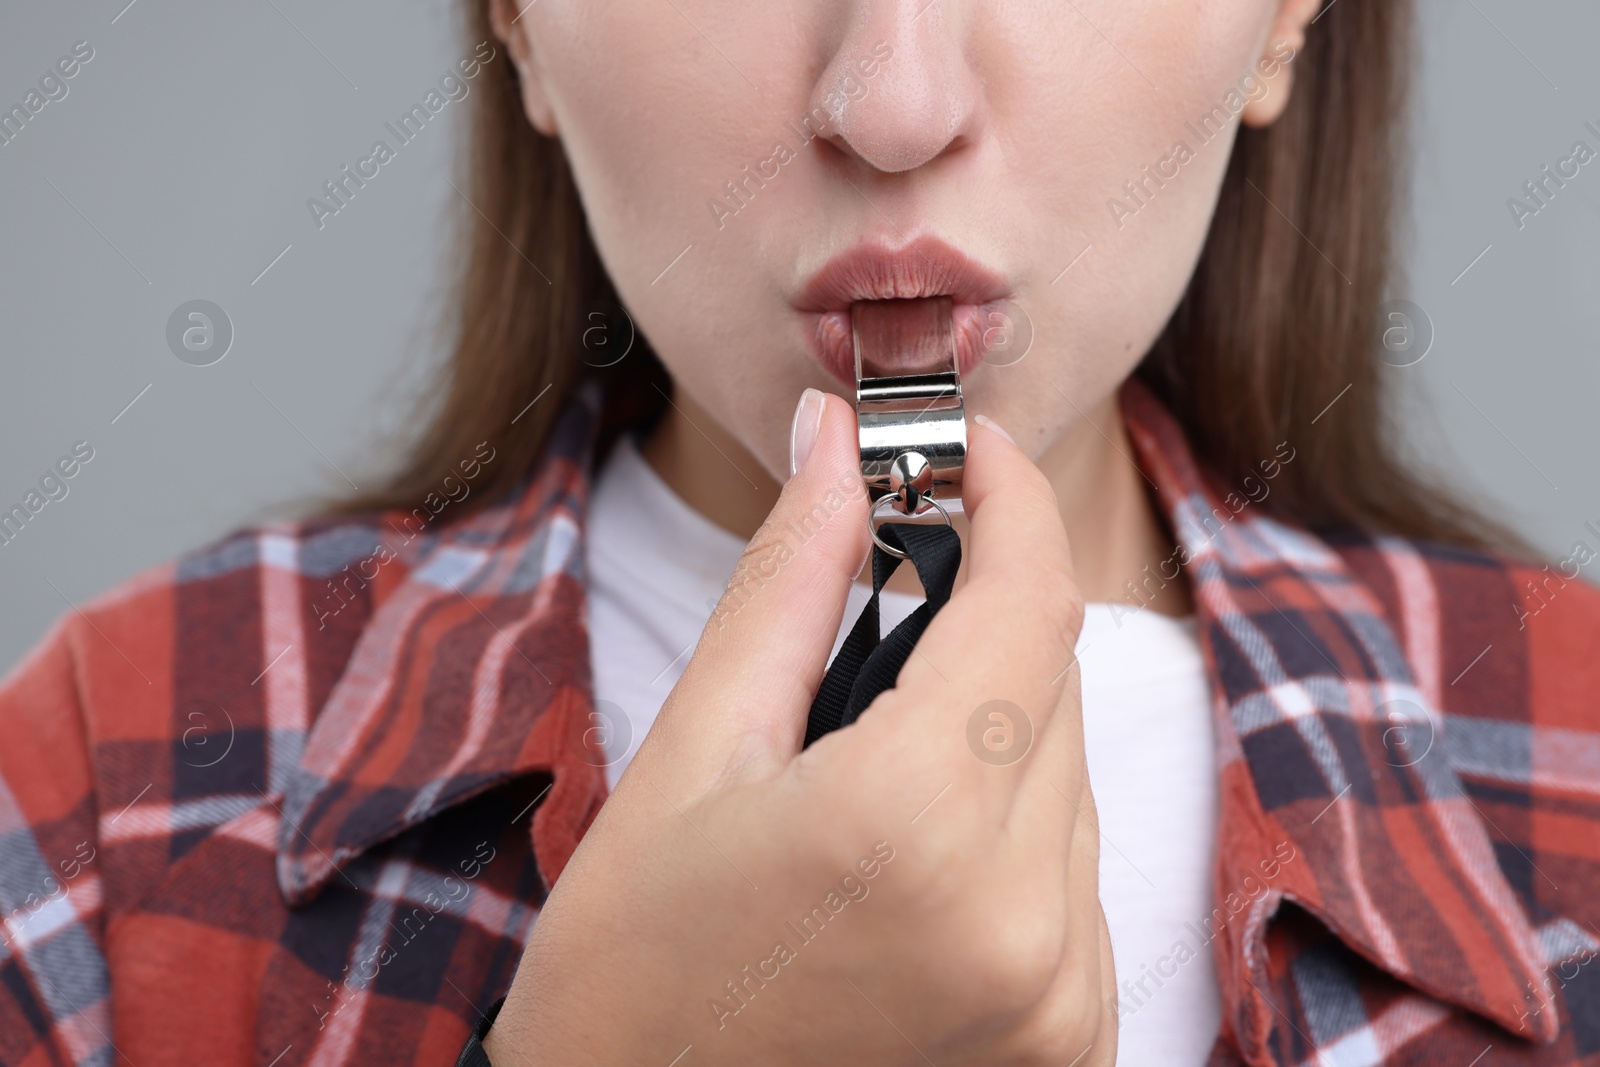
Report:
1118,383,1557,1049
273,379,1558,1051
275,386,608,909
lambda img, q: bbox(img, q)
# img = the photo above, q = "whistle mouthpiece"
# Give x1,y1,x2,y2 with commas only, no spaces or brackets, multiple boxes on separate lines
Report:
851,296,956,382
851,297,967,553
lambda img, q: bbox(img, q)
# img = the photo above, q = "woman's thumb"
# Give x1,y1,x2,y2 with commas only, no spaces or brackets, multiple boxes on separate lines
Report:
641,389,869,788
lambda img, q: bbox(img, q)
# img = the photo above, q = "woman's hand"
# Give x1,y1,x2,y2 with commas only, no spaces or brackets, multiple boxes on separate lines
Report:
484,391,1115,1067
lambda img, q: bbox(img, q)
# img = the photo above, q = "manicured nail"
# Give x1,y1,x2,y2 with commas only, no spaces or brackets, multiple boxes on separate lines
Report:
974,414,1016,447
789,388,825,478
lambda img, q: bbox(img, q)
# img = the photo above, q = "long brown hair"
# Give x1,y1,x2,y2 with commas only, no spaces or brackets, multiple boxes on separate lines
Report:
348,0,1510,550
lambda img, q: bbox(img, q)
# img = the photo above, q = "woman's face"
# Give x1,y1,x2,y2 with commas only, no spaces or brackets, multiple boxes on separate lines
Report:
494,0,1318,480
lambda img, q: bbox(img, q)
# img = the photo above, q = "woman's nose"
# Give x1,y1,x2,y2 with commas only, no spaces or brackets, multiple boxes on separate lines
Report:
808,0,983,174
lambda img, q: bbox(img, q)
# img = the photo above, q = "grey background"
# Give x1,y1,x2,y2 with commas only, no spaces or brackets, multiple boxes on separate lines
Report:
1,0,1596,674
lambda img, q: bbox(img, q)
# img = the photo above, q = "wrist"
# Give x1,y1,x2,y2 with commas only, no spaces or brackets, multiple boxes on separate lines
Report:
479,962,664,1067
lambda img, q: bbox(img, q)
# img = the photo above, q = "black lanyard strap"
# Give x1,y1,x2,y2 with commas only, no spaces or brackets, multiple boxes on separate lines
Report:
803,521,962,747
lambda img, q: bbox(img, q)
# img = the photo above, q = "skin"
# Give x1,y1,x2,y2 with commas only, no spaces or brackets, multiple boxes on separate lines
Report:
483,0,1321,1062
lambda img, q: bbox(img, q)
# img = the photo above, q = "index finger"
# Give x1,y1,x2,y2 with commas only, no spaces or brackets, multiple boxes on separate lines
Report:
852,418,1085,795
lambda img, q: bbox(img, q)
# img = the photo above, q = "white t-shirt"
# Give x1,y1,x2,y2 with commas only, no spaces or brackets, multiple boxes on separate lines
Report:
585,436,1221,1064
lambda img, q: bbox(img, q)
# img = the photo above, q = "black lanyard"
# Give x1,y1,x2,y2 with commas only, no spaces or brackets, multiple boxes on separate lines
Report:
803,521,962,747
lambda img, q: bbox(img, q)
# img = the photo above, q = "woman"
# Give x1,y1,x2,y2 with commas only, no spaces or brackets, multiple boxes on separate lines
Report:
2,0,1596,1064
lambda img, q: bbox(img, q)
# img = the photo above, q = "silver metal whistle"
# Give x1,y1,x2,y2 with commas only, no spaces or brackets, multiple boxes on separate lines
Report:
852,296,966,559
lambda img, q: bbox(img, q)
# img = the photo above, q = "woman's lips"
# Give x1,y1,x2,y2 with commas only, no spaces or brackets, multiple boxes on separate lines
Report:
795,236,1012,387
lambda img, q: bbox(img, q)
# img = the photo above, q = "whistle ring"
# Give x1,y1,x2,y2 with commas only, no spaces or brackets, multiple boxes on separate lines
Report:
868,492,952,561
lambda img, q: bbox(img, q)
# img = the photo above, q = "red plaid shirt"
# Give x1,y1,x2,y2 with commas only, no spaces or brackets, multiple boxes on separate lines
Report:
2,381,1597,1066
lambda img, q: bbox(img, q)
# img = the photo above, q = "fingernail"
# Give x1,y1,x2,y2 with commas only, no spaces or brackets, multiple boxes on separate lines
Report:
789,388,825,479
974,414,1017,447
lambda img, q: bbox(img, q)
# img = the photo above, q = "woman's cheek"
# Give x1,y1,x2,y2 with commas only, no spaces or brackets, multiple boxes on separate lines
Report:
539,20,797,303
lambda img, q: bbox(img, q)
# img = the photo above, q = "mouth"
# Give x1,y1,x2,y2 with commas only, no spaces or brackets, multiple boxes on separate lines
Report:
795,236,1012,387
